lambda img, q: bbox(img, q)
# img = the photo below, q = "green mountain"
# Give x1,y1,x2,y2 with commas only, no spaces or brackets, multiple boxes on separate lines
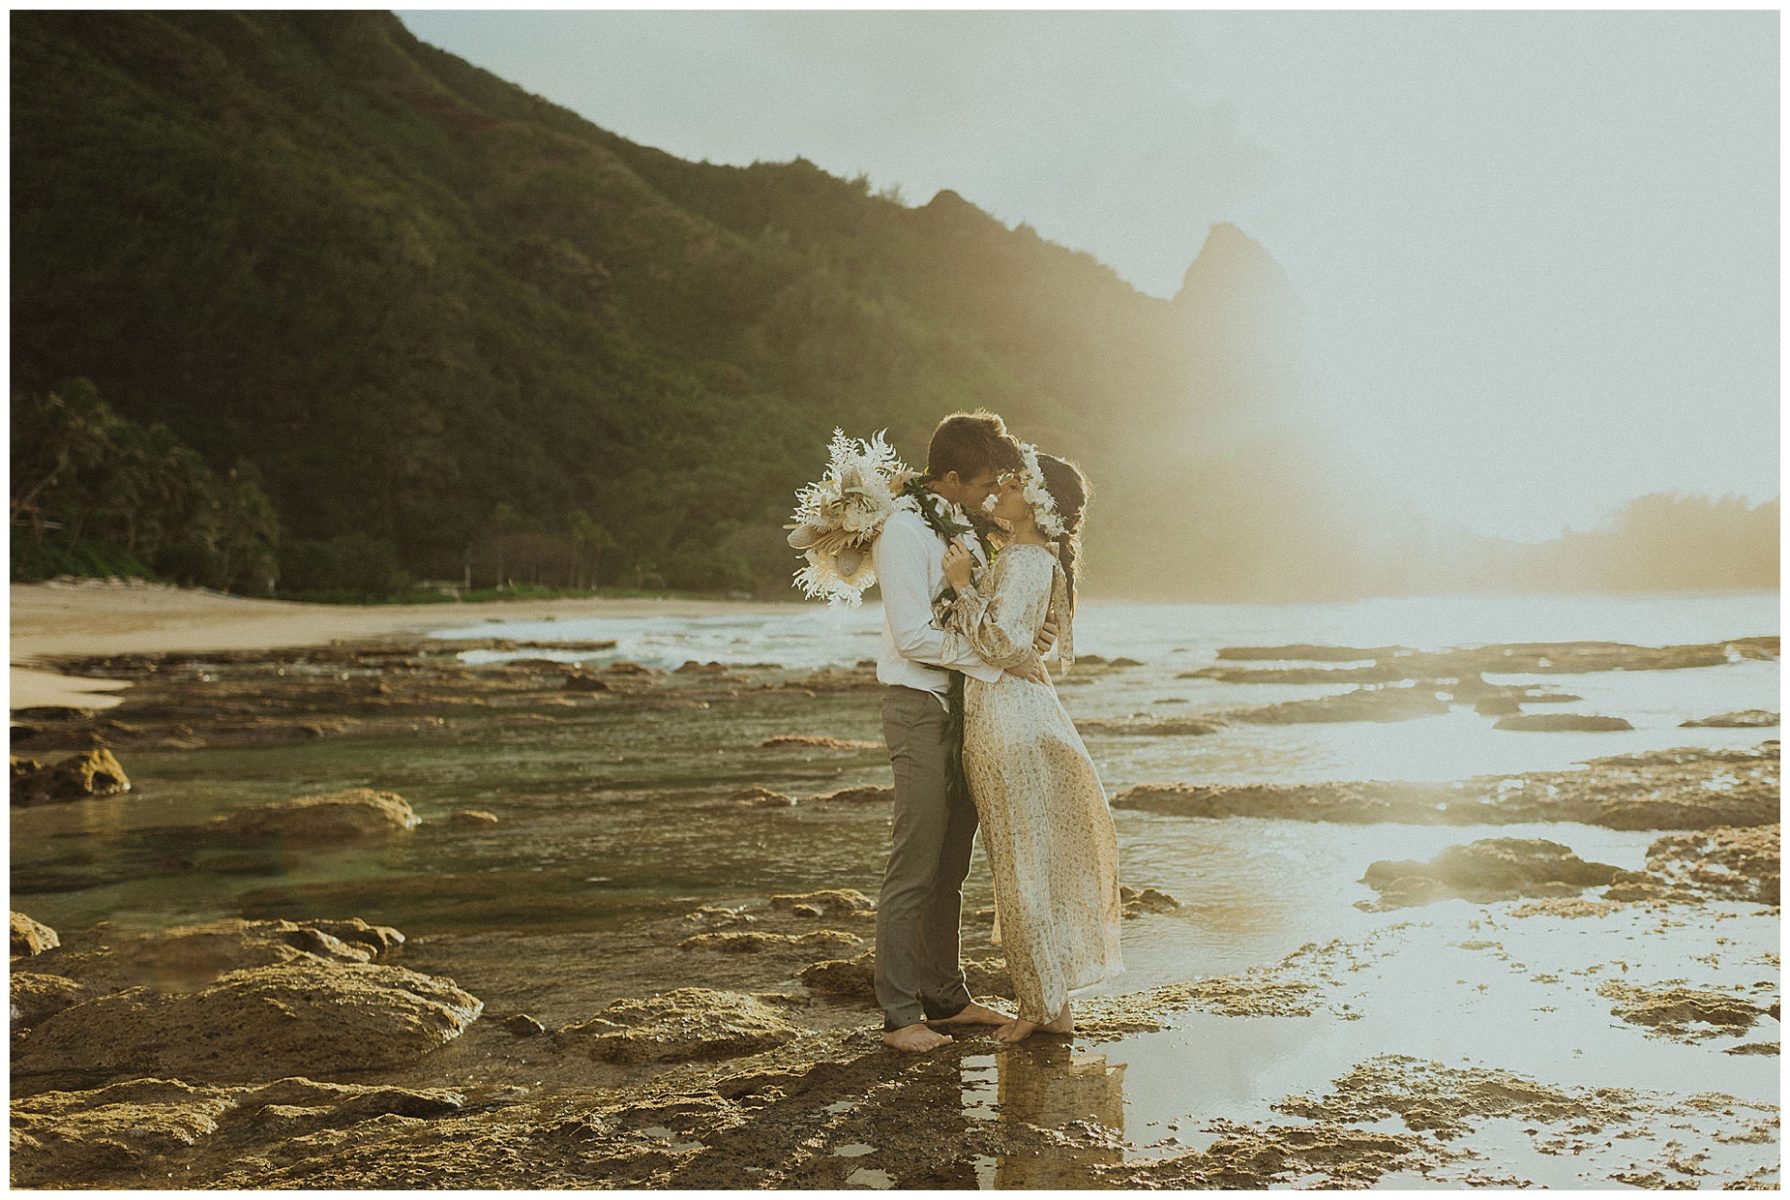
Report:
12,9,1325,598
11,11,1774,600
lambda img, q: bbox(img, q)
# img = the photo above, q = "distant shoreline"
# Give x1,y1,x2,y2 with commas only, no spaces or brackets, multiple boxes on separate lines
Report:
9,580,794,713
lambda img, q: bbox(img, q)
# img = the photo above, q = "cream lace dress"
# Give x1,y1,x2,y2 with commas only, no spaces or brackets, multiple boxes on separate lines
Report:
941,542,1125,1023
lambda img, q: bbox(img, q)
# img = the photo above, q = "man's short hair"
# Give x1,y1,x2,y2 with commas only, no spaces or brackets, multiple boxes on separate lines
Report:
927,410,1022,480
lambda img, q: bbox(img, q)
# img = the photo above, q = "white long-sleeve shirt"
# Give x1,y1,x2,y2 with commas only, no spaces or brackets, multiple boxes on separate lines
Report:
872,505,1002,706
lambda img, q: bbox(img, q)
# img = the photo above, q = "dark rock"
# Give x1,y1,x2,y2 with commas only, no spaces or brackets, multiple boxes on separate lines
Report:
1597,980,1770,1041
1359,839,1622,909
11,971,86,1030
1604,825,1779,906
800,948,1011,1001
682,904,755,928
808,785,894,804
1080,716,1227,737
677,930,862,955
27,917,403,993
1723,1042,1779,1056
1112,745,1778,831
1682,710,1779,728
503,1013,546,1037
14,961,483,1080
12,911,60,957
1120,885,1182,917
1230,686,1450,725
12,748,131,805
759,734,879,750
768,888,875,917
1217,644,1408,662
553,988,801,1064
447,809,500,829
208,788,419,843
9,1075,465,1188
1494,714,1633,732
732,786,796,808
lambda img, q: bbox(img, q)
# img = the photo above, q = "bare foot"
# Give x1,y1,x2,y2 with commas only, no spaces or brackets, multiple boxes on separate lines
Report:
883,1023,954,1053
1042,1001,1074,1034
927,1000,1013,1028
993,1018,1040,1044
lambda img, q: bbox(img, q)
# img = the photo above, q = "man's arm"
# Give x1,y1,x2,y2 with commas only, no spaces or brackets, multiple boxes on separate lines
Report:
874,518,995,673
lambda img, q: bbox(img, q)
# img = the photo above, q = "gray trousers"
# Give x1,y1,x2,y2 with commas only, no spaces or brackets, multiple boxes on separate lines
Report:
874,684,978,1032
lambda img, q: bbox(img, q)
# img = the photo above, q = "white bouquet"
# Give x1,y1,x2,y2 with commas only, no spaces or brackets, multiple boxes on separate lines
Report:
785,428,917,607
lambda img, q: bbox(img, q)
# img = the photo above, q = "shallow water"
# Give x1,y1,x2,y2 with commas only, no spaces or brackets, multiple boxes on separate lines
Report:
10,589,1781,1187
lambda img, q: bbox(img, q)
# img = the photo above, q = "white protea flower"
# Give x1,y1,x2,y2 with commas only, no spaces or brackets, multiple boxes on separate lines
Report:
785,428,917,607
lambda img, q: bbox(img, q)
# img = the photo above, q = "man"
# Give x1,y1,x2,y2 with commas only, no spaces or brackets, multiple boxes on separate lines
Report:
871,410,1056,1053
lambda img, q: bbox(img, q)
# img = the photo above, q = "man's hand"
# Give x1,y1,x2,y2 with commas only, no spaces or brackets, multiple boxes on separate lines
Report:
1006,655,1049,685
1034,618,1059,657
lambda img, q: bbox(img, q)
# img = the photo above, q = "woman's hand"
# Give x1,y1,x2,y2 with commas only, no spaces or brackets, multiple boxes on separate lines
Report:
887,468,922,495
941,541,975,591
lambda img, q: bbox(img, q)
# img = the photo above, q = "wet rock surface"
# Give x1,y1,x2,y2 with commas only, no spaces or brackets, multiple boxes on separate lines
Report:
14,960,483,1082
758,734,879,750
1116,742,1779,830
8,629,1779,1188
12,911,60,957
1605,825,1781,907
11,971,88,1031
1596,980,1773,1042
1228,684,1452,725
678,929,863,955
11,748,131,805
1682,709,1780,728
1269,1051,1776,1149
1078,715,1228,736
1119,884,1182,917
553,988,804,1064
1198,636,1777,683
22,916,406,994
1359,838,1623,909
1494,712,1634,732
9,1074,469,1189
209,788,420,843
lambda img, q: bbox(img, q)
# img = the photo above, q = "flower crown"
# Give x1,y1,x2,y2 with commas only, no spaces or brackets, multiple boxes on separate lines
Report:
1014,441,1067,539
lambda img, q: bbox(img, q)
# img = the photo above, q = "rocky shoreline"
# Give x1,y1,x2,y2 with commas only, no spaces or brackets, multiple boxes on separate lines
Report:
9,632,1782,1187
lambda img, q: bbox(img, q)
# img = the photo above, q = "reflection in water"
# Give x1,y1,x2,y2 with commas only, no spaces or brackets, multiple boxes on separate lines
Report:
960,1043,1127,1187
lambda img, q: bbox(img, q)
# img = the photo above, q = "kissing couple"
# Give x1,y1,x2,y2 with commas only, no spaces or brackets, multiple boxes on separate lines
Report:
868,410,1124,1051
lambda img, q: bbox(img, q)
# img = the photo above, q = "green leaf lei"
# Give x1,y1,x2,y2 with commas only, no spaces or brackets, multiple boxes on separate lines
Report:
898,475,998,810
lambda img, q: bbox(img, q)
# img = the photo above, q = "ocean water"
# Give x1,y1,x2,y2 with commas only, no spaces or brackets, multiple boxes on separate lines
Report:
436,589,1781,788
436,589,1781,674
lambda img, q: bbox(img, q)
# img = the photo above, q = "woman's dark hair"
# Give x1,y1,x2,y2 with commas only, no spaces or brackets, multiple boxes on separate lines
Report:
1036,453,1089,611
927,410,1022,481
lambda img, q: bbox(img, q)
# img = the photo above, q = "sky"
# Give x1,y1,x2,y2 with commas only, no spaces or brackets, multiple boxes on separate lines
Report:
400,10,1779,543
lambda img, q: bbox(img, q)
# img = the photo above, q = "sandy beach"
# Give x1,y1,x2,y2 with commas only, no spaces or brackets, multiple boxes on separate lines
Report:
9,580,792,712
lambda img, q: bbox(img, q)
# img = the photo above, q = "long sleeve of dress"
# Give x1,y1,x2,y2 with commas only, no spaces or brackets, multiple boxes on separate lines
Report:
942,550,1052,672
872,514,997,675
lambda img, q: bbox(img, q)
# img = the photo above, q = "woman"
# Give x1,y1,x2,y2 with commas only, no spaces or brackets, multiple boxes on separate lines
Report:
938,444,1124,1044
